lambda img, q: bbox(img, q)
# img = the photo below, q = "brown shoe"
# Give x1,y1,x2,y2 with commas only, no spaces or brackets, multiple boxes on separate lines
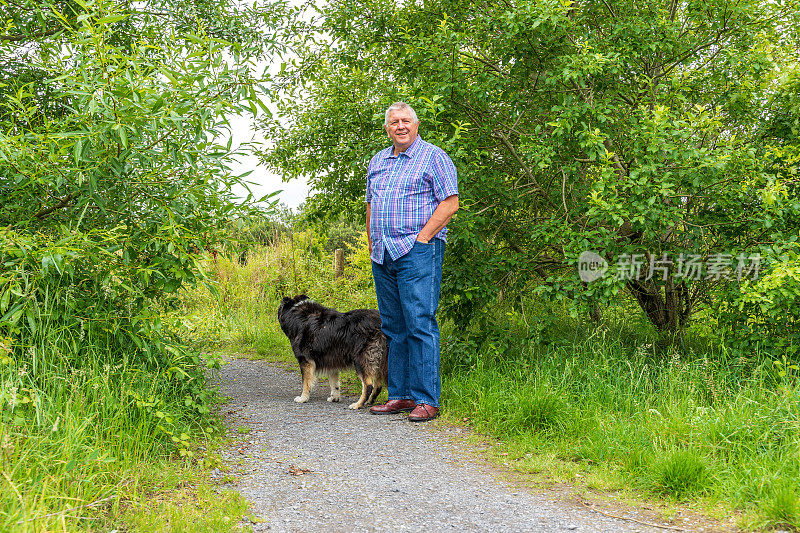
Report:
369,399,416,415
408,404,439,422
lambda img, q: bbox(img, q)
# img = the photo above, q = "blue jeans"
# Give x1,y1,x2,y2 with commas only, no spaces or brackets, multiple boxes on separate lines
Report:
372,239,445,407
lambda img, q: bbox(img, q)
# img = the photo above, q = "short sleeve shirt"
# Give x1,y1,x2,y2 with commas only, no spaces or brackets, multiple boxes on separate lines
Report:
366,136,459,264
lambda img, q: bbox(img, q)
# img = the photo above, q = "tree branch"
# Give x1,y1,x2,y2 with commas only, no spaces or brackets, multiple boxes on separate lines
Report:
492,130,544,195
0,24,64,42
458,51,507,77
602,138,628,178
34,193,77,219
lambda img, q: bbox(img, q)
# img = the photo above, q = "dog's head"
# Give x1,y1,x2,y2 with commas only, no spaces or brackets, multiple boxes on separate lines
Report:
277,294,309,322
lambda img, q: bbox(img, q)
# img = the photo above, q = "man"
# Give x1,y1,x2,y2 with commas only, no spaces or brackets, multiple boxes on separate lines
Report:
366,102,459,422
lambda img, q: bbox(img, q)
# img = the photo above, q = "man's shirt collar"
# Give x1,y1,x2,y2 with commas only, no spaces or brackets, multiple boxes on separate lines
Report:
384,135,422,159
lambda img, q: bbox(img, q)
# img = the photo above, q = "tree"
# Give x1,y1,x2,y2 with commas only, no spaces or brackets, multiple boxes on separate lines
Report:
1,0,284,364
721,65,800,349
261,0,800,338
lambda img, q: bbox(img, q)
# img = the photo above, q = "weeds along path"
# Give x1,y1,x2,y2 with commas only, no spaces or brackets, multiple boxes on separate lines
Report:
213,356,671,533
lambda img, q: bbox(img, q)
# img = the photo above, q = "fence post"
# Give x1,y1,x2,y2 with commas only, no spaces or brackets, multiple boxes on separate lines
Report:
334,248,345,280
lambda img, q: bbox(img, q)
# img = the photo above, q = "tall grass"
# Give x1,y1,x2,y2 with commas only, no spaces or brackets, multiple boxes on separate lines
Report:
1,232,238,531
0,334,233,530
183,232,800,530
441,303,800,529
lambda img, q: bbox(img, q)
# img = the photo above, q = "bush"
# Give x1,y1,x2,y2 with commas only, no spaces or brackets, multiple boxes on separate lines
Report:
324,218,363,257
718,245,800,354
0,0,280,526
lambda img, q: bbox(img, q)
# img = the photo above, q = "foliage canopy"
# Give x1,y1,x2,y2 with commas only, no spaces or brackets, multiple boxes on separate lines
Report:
1,0,284,408
262,0,800,344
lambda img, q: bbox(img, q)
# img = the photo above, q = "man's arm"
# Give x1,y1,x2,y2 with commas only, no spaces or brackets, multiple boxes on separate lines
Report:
416,195,459,243
366,202,372,253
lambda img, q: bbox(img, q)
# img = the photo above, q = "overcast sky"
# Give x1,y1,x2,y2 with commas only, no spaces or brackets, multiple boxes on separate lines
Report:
225,110,310,209
223,4,315,210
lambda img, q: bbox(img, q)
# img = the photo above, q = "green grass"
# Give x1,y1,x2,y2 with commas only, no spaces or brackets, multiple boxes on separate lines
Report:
180,231,377,358
180,235,800,531
763,484,800,530
0,342,252,531
0,284,253,531
120,458,252,532
439,307,800,529
652,450,709,499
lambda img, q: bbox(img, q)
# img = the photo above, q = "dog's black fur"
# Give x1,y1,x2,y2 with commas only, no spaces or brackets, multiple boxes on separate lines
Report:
277,294,388,409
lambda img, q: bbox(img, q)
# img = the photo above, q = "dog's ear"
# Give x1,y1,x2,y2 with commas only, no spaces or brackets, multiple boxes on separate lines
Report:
297,294,309,302
280,296,292,305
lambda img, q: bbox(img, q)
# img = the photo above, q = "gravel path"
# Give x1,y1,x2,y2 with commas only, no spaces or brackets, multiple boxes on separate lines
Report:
212,357,677,533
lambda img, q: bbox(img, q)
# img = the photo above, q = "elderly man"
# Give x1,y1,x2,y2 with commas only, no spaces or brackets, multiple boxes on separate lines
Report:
366,102,459,422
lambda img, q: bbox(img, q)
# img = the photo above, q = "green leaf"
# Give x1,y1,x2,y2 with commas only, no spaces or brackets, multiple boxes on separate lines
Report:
95,14,128,24
118,126,128,149
0,288,10,313
73,138,84,164
151,97,165,113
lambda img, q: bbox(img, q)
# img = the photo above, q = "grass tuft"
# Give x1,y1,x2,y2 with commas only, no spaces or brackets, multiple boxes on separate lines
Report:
763,484,800,529
652,450,709,499
510,383,568,434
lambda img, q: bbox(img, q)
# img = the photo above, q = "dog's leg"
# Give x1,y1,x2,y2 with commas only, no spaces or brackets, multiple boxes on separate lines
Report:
366,382,383,405
294,360,317,403
327,371,341,402
364,335,386,406
348,376,372,409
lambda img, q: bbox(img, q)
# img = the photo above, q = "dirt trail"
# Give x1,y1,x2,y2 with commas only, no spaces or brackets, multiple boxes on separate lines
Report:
212,356,699,533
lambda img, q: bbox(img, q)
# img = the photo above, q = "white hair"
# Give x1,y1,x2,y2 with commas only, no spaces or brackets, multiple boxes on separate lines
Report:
384,102,419,126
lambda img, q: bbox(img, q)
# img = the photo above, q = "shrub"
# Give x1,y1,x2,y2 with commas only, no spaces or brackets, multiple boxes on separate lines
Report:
324,218,363,256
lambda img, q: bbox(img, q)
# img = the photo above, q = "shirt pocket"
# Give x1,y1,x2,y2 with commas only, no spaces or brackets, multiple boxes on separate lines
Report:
396,170,430,199
370,174,392,198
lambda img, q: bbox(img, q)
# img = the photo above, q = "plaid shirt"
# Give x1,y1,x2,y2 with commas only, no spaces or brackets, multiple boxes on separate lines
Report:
366,136,459,264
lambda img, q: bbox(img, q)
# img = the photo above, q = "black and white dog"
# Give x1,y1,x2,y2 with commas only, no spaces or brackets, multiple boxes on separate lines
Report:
277,295,388,409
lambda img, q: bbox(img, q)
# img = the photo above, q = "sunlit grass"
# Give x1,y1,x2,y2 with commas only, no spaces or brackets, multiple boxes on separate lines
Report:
120,459,252,533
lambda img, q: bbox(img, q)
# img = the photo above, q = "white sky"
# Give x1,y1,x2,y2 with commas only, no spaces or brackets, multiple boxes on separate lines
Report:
225,110,310,210
223,1,316,210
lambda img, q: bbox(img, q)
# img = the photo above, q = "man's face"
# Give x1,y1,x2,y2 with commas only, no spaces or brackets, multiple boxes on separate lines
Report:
385,109,419,152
